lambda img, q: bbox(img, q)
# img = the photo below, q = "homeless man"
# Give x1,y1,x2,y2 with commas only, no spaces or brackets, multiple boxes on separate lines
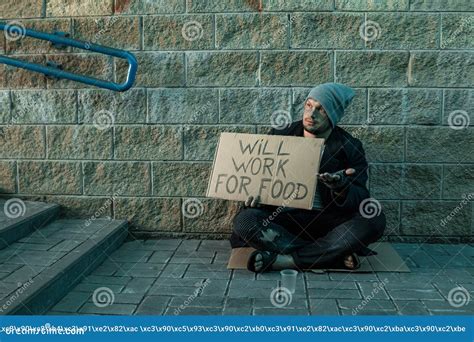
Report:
230,82,386,273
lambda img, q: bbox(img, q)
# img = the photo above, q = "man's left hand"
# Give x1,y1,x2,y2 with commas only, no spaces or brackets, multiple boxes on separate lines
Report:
317,168,356,190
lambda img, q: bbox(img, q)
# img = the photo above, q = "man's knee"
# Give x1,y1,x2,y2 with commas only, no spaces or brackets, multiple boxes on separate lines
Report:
232,208,265,241
367,210,386,240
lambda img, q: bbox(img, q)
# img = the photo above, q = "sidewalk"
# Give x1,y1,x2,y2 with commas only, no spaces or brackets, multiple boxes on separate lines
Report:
47,239,474,315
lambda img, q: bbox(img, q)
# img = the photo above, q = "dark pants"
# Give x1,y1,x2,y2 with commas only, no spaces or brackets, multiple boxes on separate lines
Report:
231,206,386,269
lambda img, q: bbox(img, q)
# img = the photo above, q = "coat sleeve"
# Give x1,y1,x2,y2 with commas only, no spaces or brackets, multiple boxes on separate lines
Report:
330,137,370,213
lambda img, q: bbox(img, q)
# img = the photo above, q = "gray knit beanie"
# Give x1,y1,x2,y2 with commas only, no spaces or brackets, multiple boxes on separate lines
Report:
306,83,356,128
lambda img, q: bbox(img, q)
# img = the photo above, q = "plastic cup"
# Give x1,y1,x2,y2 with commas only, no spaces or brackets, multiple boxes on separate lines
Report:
280,269,298,294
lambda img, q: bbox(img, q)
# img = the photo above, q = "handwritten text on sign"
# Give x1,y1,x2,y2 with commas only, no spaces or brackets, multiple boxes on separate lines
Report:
207,133,324,209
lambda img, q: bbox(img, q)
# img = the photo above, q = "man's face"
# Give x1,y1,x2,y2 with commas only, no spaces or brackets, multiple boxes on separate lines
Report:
302,98,329,133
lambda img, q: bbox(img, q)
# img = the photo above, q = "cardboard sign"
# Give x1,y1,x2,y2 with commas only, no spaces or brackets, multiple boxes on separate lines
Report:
206,133,324,209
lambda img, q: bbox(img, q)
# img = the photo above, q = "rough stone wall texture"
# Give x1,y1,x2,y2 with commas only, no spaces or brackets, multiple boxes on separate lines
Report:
0,0,473,242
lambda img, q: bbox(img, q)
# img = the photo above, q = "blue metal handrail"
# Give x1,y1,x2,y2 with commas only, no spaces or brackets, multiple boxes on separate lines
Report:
0,22,137,92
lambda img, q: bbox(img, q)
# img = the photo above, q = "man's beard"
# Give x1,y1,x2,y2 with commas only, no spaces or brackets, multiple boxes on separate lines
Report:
304,114,332,135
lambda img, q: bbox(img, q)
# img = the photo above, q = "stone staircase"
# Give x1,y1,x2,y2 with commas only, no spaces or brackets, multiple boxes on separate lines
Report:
0,199,128,314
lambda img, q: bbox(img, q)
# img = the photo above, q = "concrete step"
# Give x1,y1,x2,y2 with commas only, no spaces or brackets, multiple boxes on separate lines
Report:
0,218,128,315
0,199,60,250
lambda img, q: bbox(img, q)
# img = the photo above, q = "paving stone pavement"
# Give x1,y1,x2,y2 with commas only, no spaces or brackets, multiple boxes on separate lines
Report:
46,240,474,316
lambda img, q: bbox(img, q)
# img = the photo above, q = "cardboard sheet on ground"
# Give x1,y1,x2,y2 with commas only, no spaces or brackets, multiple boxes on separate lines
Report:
227,243,410,273
207,133,325,209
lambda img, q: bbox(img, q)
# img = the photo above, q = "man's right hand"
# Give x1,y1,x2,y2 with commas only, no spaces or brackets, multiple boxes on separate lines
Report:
244,195,261,208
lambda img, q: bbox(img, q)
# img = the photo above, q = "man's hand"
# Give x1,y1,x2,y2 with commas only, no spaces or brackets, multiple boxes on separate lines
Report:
244,195,261,208
317,168,356,190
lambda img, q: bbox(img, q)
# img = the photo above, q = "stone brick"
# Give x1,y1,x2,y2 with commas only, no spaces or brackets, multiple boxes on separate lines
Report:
442,165,474,200
79,303,136,315
379,201,400,236
342,127,404,162
0,91,10,124
115,126,182,160
0,126,45,158
46,54,113,89
443,89,473,126
401,201,471,236
293,88,367,125
0,65,6,88
187,52,258,86
153,162,211,196
148,89,218,124
47,0,113,16
144,15,213,50
73,16,140,50
406,127,473,163
336,0,408,10
187,0,262,12
183,125,255,160
309,298,339,315
410,0,474,11
0,0,42,18
5,19,71,54
116,52,185,87
6,55,47,89
388,289,443,300
41,196,113,218
338,299,396,313
116,0,185,14
365,13,438,49
18,161,82,195
409,52,474,87
47,126,113,159
11,90,76,124
307,288,362,299
0,161,16,193
182,198,241,233
261,51,332,86
368,89,441,125
220,88,291,124
78,89,146,124
291,13,365,49
336,51,409,87
370,164,442,200
266,0,333,11
216,14,287,49
114,198,181,232
50,292,90,312
442,14,474,49
83,162,151,196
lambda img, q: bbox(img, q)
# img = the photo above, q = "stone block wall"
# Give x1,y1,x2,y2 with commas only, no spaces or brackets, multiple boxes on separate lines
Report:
0,0,472,241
